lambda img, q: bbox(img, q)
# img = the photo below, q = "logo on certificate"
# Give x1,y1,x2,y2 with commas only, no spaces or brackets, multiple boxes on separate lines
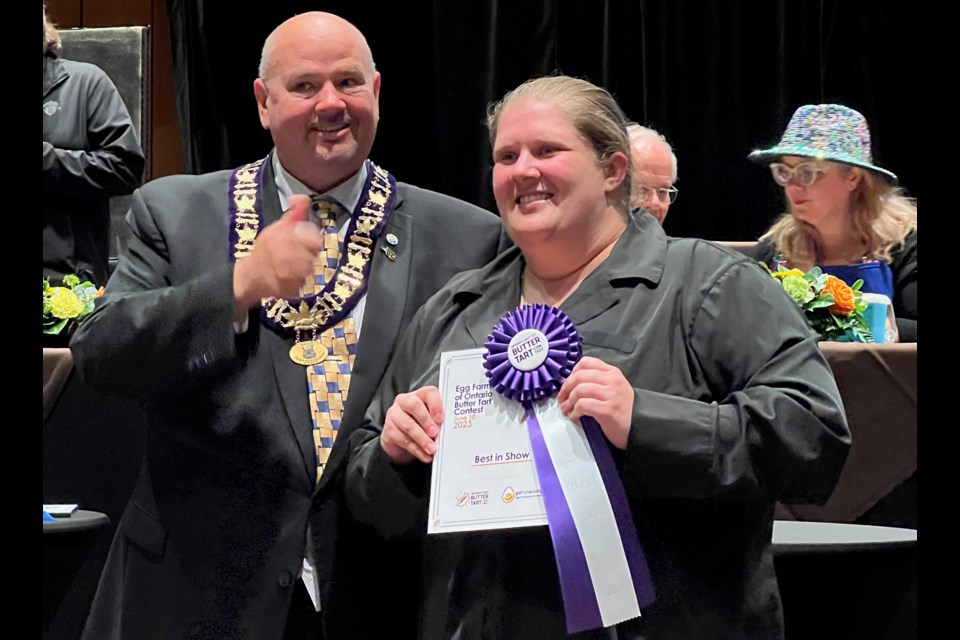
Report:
501,486,516,504
453,490,491,507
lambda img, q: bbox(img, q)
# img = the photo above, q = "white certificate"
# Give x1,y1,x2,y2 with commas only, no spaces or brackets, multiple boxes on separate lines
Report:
428,348,549,534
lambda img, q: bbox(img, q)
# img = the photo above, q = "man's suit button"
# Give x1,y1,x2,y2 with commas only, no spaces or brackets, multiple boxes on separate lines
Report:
277,570,292,588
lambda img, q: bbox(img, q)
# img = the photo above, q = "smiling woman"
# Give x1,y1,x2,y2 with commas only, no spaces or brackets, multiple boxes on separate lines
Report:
487,76,632,300
344,75,851,640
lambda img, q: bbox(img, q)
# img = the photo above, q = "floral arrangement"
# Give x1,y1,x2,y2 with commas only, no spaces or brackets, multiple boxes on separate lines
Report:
767,265,872,342
43,274,103,337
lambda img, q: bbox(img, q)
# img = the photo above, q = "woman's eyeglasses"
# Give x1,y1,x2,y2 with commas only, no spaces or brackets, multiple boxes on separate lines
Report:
637,185,679,204
770,162,827,187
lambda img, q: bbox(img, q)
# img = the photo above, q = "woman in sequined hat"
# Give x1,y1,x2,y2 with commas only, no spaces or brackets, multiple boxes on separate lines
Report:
747,104,917,341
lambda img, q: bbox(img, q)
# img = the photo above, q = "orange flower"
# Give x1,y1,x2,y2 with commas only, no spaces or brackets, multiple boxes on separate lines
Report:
823,275,855,315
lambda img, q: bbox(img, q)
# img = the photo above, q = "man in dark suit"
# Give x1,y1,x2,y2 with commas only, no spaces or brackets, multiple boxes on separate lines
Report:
71,12,504,640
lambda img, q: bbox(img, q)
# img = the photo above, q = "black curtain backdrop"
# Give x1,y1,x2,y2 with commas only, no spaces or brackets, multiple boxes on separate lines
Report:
167,0,917,241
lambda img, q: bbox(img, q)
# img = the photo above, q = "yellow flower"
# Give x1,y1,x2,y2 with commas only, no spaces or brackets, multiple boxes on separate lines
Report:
772,269,804,279
48,287,85,319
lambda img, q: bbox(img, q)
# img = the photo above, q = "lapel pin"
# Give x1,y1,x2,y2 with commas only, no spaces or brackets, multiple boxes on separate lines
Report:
385,233,399,246
381,246,398,262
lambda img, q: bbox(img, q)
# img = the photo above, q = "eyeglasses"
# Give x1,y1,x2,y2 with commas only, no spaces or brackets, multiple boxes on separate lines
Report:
769,162,828,187
637,184,679,205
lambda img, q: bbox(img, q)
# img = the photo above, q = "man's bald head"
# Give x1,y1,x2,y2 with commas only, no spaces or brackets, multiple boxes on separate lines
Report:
259,12,376,80
253,11,381,192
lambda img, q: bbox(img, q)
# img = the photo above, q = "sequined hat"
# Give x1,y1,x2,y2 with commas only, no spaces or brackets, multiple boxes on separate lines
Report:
748,104,897,182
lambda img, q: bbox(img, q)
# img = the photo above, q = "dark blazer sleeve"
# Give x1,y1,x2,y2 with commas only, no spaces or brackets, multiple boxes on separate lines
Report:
622,258,851,505
890,230,917,342
70,179,241,401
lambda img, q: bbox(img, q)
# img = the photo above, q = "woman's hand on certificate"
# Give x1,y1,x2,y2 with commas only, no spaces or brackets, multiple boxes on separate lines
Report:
557,357,634,450
380,386,444,464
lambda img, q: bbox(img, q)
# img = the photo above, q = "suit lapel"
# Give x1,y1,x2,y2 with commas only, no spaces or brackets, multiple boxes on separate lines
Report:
456,251,615,342
259,157,317,486
267,327,316,485
561,219,664,325
462,257,523,349
340,202,412,432
316,192,413,492
562,282,620,326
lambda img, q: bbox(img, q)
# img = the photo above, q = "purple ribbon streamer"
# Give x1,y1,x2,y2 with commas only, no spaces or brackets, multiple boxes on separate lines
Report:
581,416,657,608
524,404,603,634
483,304,656,631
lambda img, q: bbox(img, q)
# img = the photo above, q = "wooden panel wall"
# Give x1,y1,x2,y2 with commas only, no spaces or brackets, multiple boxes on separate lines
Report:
47,0,184,178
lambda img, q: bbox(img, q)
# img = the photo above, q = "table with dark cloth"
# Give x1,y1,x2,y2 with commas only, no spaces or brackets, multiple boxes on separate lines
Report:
778,342,917,526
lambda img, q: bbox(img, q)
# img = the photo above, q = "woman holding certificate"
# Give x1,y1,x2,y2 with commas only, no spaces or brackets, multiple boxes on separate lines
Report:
344,76,850,639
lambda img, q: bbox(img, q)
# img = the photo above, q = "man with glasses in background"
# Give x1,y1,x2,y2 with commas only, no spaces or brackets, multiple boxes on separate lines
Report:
627,123,678,225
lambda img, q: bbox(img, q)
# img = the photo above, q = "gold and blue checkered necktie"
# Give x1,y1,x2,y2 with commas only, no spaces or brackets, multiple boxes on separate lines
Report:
305,195,358,481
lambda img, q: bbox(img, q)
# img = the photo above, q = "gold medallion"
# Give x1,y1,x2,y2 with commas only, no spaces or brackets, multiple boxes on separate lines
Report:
237,160,395,342
290,341,329,365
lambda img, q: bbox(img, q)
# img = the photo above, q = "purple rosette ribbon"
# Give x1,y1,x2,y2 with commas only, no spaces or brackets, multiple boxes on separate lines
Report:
483,304,655,633
483,304,581,403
